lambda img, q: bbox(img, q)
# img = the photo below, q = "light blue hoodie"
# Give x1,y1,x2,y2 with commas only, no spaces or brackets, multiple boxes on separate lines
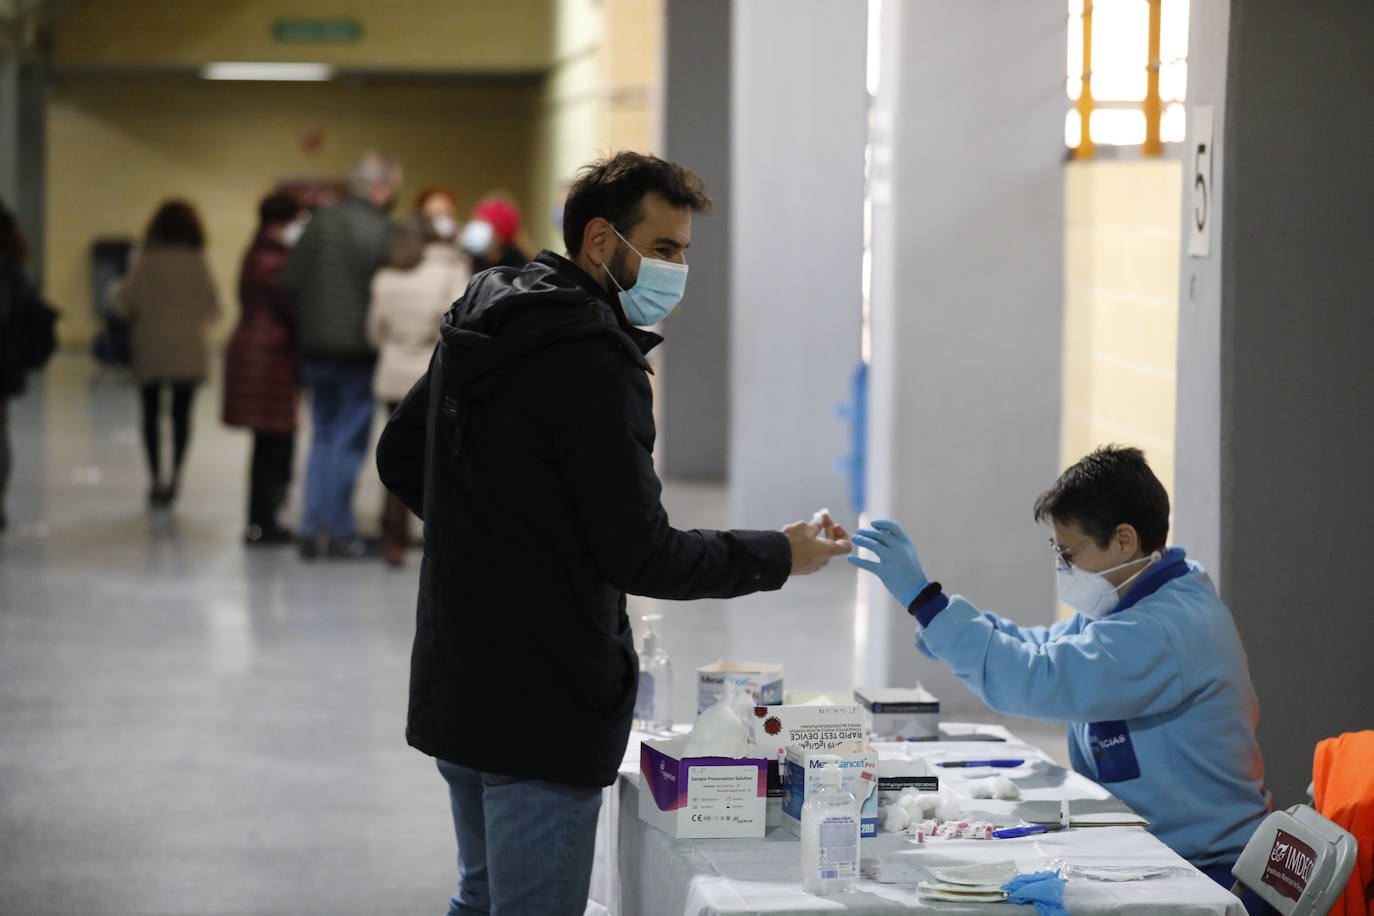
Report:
914,547,1272,867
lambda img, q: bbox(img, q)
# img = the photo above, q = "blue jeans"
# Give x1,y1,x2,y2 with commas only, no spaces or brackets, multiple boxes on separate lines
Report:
436,759,603,916
300,362,374,537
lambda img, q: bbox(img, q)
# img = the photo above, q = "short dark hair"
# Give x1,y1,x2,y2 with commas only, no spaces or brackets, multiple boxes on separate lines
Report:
1033,445,1170,553
258,192,299,227
145,199,205,249
562,151,711,257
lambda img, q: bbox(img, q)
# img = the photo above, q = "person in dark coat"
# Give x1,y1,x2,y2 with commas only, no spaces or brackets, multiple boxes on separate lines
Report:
281,152,399,559
222,193,305,544
376,152,853,916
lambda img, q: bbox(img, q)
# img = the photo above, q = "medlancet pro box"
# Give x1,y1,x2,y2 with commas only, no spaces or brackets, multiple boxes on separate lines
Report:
638,737,768,839
697,661,784,714
853,686,940,740
781,745,880,838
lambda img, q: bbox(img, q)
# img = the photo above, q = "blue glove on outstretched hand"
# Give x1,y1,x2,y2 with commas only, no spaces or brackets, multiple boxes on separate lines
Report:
848,519,929,607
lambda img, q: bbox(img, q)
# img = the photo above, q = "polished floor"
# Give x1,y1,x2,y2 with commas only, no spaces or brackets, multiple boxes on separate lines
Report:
1,354,1065,915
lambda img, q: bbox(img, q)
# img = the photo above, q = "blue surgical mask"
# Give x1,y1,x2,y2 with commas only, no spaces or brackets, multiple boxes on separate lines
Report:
602,227,688,326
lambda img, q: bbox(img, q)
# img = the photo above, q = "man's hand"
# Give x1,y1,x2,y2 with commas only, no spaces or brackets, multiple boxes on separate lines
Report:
784,509,853,576
849,519,928,606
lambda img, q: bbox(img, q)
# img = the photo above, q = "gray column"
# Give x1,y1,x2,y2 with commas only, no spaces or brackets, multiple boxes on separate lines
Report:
861,0,1065,708
658,0,731,481
0,51,47,288
728,0,865,527
1188,0,1374,806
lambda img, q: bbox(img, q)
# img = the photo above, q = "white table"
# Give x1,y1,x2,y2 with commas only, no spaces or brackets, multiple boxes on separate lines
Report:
588,724,1245,915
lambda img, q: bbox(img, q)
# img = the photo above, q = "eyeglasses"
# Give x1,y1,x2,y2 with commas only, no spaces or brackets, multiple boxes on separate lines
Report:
1048,536,1094,572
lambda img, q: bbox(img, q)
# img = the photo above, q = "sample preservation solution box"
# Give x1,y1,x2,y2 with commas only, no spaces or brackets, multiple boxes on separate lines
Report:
638,737,769,839
853,685,940,740
697,661,784,714
781,744,881,838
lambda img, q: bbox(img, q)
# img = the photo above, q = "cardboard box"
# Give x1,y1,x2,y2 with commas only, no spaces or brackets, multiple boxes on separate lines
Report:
781,745,880,838
697,661,784,714
854,686,940,740
638,737,769,839
749,704,869,831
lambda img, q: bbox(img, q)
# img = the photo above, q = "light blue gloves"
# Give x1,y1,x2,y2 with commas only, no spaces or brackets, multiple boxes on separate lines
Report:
1003,871,1069,916
848,519,928,607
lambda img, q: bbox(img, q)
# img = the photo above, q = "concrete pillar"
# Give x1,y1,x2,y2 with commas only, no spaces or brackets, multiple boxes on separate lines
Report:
1178,0,1374,806
0,51,47,287
658,0,731,481
861,0,1065,709
727,0,865,526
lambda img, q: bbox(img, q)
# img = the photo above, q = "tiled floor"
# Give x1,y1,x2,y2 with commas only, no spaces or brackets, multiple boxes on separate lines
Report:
0,354,1067,915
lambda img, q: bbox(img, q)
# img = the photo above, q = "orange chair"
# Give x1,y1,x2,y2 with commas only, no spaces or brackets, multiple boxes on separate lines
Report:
1314,730,1374,916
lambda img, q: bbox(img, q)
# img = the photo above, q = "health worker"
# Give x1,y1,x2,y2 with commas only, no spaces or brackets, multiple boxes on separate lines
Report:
850,445,1273,890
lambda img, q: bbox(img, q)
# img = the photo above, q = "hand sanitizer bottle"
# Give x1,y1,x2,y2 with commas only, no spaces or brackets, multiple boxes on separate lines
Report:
633,614,673,734
800,762,860,895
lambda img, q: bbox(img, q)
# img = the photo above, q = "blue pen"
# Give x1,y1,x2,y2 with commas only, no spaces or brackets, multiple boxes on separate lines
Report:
991,824,1061,839
936,759,1025,768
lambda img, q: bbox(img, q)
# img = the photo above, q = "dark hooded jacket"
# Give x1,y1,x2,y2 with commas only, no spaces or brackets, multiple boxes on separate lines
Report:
376,251,791,787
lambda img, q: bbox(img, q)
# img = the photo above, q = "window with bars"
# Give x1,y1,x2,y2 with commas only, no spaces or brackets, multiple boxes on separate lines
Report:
1066,0,1190,156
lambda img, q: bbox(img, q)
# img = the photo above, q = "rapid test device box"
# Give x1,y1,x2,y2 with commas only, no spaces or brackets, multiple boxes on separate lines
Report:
638,737,769,839
697,661,784,714
781,745,881,838
749,704,869,829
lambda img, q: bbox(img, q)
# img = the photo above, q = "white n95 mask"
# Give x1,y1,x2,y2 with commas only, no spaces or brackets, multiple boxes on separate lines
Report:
1057,553,1158,619
602,226,688,326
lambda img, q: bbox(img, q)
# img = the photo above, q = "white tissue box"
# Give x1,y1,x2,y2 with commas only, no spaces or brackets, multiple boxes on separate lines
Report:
697,661,784,714
781,744,880,838
638,737,768,839
854,686,940,740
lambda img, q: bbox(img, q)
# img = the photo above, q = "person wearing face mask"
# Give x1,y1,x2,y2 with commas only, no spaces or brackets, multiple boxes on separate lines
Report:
223,192,306,543
281,152,401,559
366,190,470,565
375,151,853,916
850,445,1273,896
459,195,532,273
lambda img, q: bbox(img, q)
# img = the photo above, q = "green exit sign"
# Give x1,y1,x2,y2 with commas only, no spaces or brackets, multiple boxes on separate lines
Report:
272,18,364,43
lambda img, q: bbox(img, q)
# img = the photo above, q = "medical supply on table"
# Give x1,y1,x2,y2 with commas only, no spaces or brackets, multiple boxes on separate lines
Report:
915,880,1007,903
967,774,1022,800
633,614,673,733
876,757,939,804
682,683,754,759
754,703,867,830
854,685,940,740
1018,798,1150,827
1060,799,1071,829
936,759,1025,768
638,733,769,839
800,762,860,896
991,823,1062,839
930,861,1020,886
697,660,784,713
1002,870,1070,916
784,744,879,838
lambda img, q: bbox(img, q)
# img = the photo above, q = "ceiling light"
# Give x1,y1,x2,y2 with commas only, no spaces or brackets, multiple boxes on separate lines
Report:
201,62,335,81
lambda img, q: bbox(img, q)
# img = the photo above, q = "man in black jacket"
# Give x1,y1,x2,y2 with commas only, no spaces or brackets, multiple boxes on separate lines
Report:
376,152,851,916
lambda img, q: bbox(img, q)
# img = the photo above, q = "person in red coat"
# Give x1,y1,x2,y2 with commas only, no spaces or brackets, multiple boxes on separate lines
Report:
223,193,306,544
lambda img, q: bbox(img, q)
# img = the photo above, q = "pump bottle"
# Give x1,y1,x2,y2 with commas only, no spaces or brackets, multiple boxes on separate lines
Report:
800,762,860,895
633,614,673,733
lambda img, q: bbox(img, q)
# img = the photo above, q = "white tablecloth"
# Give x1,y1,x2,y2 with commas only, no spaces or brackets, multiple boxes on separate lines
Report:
588,724,1245,916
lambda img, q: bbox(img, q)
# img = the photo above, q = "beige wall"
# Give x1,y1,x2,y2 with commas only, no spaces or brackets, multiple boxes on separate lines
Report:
1062,157,1182,549
52,0,552,72
528,0,662,253
46,74,537,346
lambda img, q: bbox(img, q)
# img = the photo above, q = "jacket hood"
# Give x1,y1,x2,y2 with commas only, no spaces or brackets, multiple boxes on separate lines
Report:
439,250,662,402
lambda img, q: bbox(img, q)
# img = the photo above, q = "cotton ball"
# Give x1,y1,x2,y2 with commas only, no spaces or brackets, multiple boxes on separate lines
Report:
879,804,912,833
682,701,751,758
991,774,1021,801
897,794,925,815
913,793,944,817
968,777,996,800
934,791,963,822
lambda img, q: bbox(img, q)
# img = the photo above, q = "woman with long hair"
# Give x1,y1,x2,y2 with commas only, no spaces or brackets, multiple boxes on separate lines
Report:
117,199,221,507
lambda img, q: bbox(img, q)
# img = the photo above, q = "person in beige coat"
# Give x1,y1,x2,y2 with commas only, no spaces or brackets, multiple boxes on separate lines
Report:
116,200,221,507
367,197,469,564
